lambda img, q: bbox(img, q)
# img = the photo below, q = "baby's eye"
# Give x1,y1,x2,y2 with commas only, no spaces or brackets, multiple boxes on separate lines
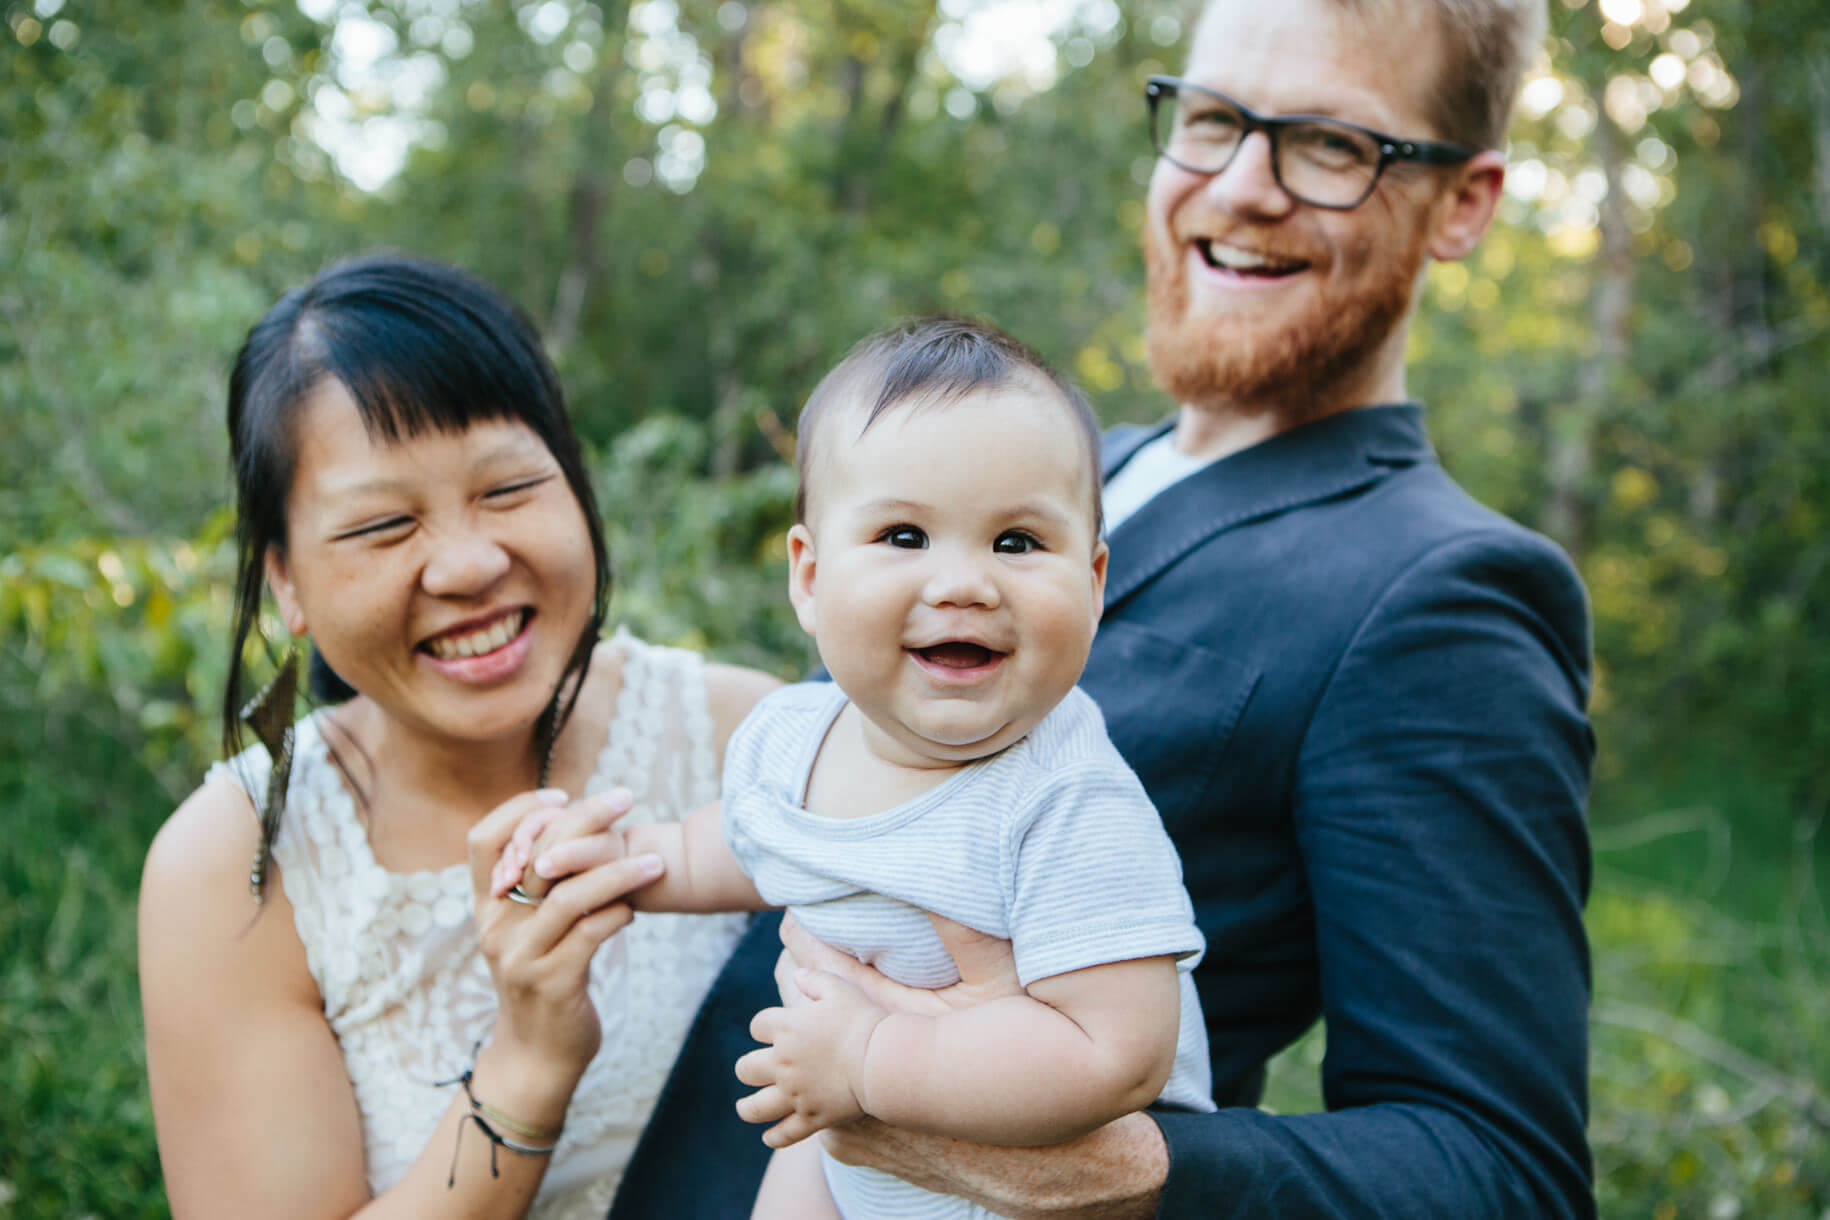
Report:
993,531,1041,555
878,525,928,549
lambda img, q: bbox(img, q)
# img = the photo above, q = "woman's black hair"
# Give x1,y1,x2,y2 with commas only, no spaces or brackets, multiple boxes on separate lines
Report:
222,252,610,803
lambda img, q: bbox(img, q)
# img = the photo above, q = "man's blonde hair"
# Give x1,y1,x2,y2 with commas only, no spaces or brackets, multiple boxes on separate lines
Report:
1334,0,1548,149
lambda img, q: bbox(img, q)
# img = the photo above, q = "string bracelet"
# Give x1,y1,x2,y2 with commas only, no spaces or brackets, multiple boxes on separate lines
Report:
434,1058,563,1187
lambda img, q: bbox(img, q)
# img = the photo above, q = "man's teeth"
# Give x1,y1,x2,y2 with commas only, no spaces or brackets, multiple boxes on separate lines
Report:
427,613,524,660
1204,241,1303,272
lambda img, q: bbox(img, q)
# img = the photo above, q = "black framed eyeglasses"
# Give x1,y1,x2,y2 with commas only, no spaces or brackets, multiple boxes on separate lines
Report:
1145,76,1477,211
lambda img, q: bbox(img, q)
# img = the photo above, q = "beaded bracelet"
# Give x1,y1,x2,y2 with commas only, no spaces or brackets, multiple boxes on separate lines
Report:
434,1059,563,1187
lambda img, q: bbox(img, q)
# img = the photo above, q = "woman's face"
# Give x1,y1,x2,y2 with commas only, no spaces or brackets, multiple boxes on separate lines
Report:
265,378,596,749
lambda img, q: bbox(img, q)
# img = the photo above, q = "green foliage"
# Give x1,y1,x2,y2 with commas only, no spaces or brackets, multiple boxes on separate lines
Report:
4,0,1828,1214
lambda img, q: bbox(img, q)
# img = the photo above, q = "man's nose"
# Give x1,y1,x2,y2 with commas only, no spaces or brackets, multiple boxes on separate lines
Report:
421,526,511,598
1204,131,1296,221
920,551,1001,610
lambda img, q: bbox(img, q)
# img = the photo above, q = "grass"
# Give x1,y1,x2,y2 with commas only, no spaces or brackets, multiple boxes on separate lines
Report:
3,689,1826,1218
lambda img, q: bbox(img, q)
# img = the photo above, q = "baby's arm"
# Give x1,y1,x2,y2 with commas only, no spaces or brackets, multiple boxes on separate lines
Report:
736,952,1181,1148
493,790,765,912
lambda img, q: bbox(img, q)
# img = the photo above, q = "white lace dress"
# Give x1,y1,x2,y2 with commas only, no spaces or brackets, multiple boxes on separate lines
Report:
210,634,750,1219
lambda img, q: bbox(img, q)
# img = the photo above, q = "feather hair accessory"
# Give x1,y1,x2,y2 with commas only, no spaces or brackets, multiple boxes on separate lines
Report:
240,648,299,903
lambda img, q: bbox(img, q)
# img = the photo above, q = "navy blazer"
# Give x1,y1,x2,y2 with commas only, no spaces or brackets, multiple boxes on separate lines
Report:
610,404,1595,1219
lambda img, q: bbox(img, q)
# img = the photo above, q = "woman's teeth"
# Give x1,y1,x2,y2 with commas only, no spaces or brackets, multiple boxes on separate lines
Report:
426,612,525,660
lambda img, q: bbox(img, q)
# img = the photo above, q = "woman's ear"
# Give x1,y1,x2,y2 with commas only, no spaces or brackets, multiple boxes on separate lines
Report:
785,524,818,637
263,547,308,636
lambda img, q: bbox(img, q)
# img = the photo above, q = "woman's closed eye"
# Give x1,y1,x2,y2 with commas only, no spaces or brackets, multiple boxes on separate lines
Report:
333,515,414,542
877,524,928,549
483,474,554,503
992,530,1043,555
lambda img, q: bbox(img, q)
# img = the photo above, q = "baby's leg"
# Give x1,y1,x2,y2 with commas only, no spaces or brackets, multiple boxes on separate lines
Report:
751,1139,843,1220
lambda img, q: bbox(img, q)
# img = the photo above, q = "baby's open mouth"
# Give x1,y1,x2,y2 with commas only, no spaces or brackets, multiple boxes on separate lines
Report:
911,642,1006,670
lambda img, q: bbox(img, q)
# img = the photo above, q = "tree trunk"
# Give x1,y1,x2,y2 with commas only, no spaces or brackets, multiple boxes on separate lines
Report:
1543,105,1633,554
547,2,630,356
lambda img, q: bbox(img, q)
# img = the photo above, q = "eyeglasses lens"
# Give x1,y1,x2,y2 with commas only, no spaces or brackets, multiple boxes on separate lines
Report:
1155,85,1384,209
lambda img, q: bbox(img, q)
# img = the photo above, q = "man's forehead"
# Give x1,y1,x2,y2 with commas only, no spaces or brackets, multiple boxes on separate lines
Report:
1183,0,1441,135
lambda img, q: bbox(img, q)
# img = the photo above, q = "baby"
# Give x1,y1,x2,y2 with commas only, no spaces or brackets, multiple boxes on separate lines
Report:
499,317,1213,1218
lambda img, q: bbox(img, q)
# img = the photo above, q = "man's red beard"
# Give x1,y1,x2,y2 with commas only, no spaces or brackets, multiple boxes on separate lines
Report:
1143,222,1426,424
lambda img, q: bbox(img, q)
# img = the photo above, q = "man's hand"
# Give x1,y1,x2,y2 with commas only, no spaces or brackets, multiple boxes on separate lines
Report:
820,1112,1168,1220
775,916,1168,1218
735,969,887,1147
775,911,1023,1015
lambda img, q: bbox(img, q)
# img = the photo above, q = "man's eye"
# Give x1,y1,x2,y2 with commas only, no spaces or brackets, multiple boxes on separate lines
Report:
993,531,1040,555
879,525,928,549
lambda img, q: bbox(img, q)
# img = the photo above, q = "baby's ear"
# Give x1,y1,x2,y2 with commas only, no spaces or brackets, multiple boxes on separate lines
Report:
1088,539,1109,623
785,524,819,637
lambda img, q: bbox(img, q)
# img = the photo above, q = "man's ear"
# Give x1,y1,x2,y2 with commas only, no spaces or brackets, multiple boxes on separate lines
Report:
785,524,818,637
264,546,308,636
1428,148,1506,263
1089,539,1109,627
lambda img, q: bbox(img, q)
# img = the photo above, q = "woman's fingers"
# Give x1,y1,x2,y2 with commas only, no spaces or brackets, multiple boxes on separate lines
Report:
515,787,636,900
515,851,665,956
537,899,635,979
531,832,626,884
466,788,570,900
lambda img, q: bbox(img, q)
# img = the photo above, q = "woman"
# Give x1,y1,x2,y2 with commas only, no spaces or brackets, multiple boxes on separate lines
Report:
139,253,778,1218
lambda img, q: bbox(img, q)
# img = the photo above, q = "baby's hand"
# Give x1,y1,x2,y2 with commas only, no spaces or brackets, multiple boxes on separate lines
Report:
490,786,636,900
734,970,887,1148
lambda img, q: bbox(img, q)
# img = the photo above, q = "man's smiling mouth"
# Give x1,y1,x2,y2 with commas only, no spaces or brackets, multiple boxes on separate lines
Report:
1196,239,1311,277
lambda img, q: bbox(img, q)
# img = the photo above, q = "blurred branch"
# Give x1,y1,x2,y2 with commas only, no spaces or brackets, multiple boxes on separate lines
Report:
1594,999,1830,1130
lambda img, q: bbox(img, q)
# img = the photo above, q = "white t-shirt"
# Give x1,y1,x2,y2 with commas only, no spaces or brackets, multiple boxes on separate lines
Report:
722,681,1214,1220
1101,430,1214,531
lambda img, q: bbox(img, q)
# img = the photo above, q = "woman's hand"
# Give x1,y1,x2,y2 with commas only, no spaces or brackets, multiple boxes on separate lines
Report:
466,789,665,1088
490,785,636,900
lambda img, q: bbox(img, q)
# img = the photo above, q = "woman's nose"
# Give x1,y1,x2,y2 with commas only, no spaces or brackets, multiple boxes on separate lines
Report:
420,527,511,598
920,552,1001,610
1205,131,1296,221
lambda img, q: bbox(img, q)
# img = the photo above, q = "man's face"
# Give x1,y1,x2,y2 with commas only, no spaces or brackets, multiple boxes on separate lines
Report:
1144,0,1452,417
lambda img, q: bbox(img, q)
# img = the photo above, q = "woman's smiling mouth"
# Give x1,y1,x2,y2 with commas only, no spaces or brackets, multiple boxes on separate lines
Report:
419,608,535,682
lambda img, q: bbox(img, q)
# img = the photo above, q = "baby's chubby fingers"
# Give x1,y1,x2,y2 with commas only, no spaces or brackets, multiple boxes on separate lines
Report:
734,1044,779,1089
735,1084,793,1127
762,1114,820,1149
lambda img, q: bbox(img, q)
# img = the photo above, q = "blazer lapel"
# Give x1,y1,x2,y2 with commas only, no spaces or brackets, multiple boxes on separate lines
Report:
1102,404,1435,612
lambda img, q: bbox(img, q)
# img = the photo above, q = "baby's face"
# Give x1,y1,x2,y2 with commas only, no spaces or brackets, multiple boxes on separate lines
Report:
789,384,1107,767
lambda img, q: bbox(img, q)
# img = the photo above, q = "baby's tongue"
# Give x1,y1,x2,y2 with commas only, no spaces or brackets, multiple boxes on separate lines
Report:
919,642,995,668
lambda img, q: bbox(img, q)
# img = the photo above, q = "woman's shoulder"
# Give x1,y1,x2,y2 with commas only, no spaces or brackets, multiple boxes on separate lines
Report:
598,629,781,759
140,773,318,1004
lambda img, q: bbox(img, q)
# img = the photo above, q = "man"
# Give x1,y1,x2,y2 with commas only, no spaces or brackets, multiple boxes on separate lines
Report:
611,0,1593,1215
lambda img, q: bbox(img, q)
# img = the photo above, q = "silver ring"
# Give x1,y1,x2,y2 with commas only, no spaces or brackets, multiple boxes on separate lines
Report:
504,884,543,906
